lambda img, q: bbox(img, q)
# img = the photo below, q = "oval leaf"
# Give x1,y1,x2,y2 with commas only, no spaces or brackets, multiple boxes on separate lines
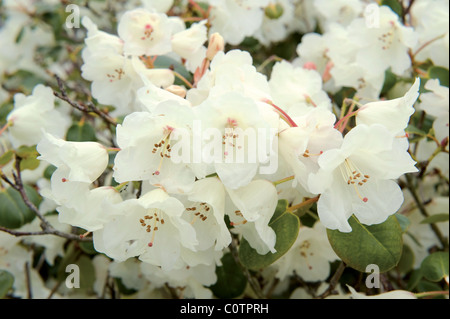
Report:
0,270,14,298
428,66,449,87
327,215,403,272
66,122,97,142
0,185,40,229
210,252,247,299
239,200,300,271
420,252,449,282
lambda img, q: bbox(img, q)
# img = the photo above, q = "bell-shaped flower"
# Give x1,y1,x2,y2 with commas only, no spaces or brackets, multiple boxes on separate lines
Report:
226,179,278,254
93,188,198,271
6,84,70,148
308,124,418,232
183,177,231,251
37,132,109,184
117,8,173,57
112,101,196,193
269,60,332,117
272,222,338,282
195,91,278,189
356,78,420,135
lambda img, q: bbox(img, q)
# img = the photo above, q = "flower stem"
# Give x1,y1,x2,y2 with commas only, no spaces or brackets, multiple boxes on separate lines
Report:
273,175,295,186
287,196,320,212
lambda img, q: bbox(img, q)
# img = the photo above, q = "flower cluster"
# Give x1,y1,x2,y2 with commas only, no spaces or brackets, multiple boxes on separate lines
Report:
0,0,448,300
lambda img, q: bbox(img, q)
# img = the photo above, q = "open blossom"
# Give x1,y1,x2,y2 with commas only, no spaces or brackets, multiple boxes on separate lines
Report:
112,101,196,193
308,124,418,232
93,188,198,270
272,222,338,282
269,60,331,116
81,17,174,116
118,8,174,57
6,85,70,148
348,5,418,75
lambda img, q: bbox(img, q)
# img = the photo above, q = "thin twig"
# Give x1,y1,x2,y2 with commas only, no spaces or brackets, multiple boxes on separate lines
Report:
316,262,346,299
53,75,117,127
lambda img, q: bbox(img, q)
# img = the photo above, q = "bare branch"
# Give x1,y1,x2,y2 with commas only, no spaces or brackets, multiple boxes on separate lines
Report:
53,75,117,127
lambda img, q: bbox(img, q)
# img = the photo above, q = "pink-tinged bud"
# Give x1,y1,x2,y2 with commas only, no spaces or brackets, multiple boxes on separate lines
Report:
441,136,449,149
166,85,187,98
303,61,317,70
206,33,225,61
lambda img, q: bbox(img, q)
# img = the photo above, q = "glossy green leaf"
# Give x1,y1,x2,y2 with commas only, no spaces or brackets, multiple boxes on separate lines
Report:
327,215,403,272
210,252,247,299
66,122,97,142
428,66,449,87
420,214,449,225
0,185,41,229
239,200,300,271
0,270,14,298
420,252,449,282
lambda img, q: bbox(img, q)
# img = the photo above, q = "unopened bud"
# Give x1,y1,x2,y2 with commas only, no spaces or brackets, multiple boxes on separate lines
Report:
264,3,284,20
441,136,448,149
206,33,224,61
165,85,187,98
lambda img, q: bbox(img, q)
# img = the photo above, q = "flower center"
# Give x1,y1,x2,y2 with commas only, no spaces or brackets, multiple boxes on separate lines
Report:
152,126,174,176
339,159,370,203
141,23,154,41
139,209,165,247
106,68,125,83
222,118,243,159
185,202,211,224
378,21,397,50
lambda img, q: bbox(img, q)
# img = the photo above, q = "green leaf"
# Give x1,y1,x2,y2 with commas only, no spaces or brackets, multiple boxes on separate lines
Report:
0,150,14,168
420,214,449,225
20,157,40,171
396,244,415,274
327,215,403,272
0,185,41,229
114,277,138,296
428,66,449,87
405,124,427,137
381,69,397,94
381,0,403,17
66,122,97,142
395,213,411,233
239,200,300,271
420,252,449,282
16,145,38,158
210,253,247,299
0,270,14,298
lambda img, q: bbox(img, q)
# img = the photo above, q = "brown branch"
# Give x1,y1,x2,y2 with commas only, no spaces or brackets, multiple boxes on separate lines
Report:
53,75,117,127
316,262,346,299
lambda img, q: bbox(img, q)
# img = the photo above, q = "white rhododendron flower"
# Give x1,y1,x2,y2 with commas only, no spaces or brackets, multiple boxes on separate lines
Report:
308,124,418,232
6,85,70,148
37,132,109,184
118,8,174,57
